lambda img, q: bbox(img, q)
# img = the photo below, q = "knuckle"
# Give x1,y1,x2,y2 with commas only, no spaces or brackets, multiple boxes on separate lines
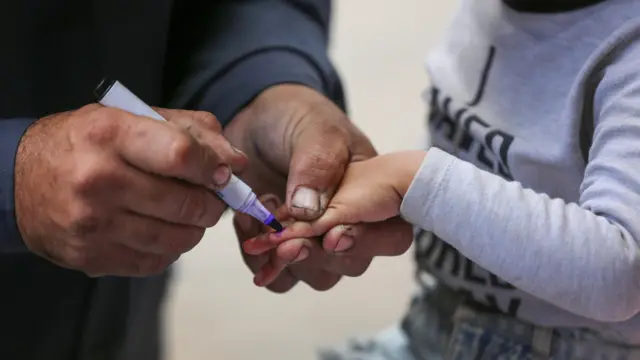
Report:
195,111,221,131
83,108,122,145
72,161,113,195
297,151,334,171
67,203,103,237
167,134,197,172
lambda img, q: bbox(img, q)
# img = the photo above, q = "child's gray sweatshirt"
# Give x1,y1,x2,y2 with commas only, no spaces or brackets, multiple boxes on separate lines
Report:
400,0,640,344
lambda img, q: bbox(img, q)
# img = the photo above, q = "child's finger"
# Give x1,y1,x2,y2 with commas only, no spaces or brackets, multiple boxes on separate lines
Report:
254,238,313,287
267,205,358,245
275,238,314,262
243,236,278,255
266,216,344,245
241,194,293,255
243,215,297,255
266,221,316,243
321,224,363,253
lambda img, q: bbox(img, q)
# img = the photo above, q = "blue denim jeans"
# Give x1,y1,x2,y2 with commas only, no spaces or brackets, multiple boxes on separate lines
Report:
318,286,640,360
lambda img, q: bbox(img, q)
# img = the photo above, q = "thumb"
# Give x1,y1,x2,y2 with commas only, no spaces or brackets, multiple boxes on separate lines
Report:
286,129,351,220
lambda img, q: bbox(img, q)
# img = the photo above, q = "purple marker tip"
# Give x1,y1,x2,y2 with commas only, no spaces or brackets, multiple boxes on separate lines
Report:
265,214,284,232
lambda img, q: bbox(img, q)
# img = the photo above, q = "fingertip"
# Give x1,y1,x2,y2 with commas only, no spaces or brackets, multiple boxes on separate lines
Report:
276,238,312,263
267,229,288,242
242,237,276,255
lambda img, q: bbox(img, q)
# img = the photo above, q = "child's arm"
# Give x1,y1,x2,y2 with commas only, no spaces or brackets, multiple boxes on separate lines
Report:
243,152,420,286
396,42,640,323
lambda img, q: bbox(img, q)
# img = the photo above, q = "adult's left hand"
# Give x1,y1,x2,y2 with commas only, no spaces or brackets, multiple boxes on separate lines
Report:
224,84,412,293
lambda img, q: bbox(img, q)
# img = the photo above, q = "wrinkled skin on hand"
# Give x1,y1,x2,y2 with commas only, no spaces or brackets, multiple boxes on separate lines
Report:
225,84,412,292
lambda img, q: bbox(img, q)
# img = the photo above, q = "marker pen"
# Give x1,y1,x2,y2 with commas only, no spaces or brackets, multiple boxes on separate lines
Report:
95,78,283,232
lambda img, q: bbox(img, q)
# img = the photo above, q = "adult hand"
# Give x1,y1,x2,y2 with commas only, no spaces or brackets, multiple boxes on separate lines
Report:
225,84,412,292
243,152,421,287
14,104,246,277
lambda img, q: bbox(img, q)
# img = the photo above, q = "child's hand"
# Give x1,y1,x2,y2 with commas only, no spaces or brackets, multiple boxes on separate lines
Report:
243,151,424,287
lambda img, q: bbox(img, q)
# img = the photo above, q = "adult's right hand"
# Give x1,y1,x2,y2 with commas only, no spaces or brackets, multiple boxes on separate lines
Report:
14,104,245,277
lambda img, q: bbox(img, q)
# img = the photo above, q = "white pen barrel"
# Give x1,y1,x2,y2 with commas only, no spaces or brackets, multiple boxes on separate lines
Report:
215,175,254,211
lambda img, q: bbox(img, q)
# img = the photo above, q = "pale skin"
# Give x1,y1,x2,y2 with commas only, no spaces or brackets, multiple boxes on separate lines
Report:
243,150,426,287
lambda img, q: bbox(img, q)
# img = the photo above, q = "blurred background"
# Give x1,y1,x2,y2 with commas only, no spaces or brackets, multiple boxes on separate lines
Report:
166,1,457,359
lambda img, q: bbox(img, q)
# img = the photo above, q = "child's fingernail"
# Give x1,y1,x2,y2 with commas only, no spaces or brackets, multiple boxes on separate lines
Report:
212,165,231,186
326,225,355,253
334,236,354,253
292,187,320,212
291,247,310,264
269,230,285,240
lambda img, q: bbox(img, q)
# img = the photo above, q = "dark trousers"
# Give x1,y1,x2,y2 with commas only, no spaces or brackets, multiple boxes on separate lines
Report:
0,254,169,360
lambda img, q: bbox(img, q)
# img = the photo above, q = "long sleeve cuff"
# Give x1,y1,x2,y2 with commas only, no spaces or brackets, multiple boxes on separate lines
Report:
189,50,327,125
400,147,456,229
0,118,37,253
